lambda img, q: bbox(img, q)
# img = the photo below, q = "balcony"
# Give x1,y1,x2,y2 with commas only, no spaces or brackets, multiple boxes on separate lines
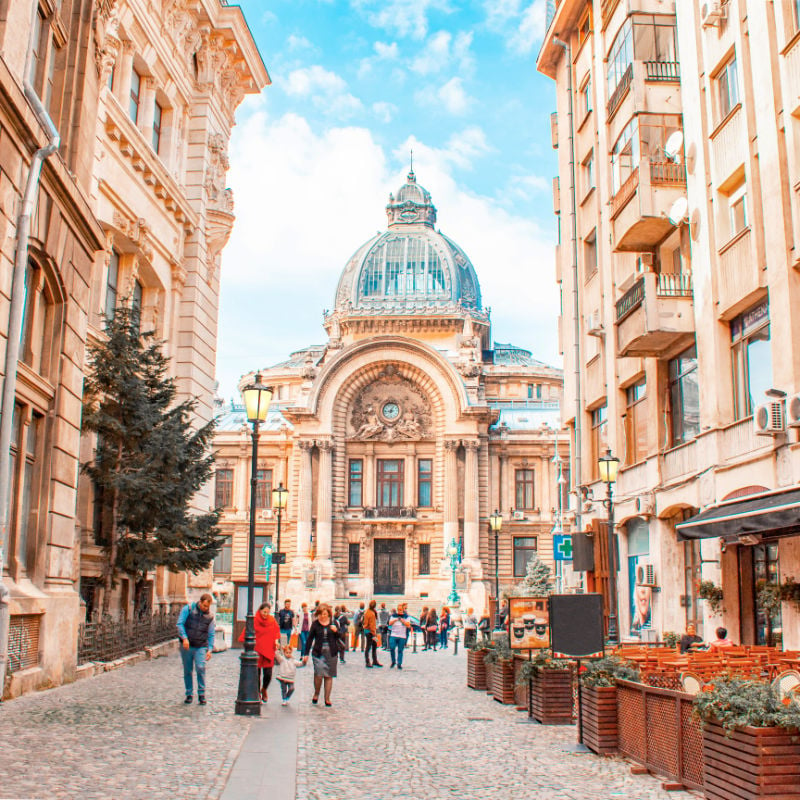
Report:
610,158,687,252
716,228,765,317
660,439,697,483
710,105,746,186
362,507,417,519
615,271,695,357
783,33,800,115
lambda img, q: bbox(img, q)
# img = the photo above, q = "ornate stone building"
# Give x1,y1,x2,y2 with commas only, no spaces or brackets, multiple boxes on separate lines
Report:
213,173,567,616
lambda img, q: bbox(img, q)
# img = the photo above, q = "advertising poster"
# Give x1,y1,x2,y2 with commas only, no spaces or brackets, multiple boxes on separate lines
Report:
508,597,550,650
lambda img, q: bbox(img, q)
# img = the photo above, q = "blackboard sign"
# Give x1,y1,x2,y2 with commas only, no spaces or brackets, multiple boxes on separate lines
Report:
549,593,604,658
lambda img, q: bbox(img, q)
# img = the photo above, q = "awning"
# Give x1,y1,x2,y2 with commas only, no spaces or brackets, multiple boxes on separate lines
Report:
676,487,800,541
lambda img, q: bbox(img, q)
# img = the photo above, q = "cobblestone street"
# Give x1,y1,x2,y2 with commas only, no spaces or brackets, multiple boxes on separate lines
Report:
0,641,700,800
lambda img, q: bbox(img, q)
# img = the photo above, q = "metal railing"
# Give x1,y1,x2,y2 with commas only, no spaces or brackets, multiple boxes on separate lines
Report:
610,167,640,219
363,506,417,519
616,277,645,322
656,272,692,297
77,609,180,664
645,61,680,82
649,159,686,185
607,63,633,119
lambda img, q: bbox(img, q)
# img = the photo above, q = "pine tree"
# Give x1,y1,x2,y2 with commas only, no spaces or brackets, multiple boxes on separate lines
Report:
82,305,221,615
507,554,555,598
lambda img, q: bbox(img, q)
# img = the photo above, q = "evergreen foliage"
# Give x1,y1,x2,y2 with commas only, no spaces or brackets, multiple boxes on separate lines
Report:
82,305,221,612
506,553,555,598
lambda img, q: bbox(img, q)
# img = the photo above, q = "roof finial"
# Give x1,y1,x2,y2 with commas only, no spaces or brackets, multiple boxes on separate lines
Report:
408,149,415,182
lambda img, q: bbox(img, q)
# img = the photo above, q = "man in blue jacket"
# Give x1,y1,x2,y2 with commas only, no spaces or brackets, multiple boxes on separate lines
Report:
176,593,215,705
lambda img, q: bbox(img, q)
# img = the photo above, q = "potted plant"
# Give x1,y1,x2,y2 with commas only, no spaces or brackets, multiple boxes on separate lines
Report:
693,677,800,800
467,638,489,691
484,638,514,704
698,580,724,614
515,649,575,725
780,576,800,608
578,656,640,754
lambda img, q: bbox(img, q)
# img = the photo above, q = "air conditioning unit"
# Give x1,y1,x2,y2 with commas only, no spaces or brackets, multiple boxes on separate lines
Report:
635,494,655,517
512,510,525,521
701,0,726,27
636,562,657,587
585,310,604,337
259,509,274,520
787,393,800,427
753,400,785,436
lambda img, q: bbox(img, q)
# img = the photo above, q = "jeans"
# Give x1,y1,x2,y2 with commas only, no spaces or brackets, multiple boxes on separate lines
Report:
379,626,389,649
280,630,292,647
180,646,207,695
464,628,477,648
364,631,380,665
439,627,449,648
389,635,407,667
299,630,309,655
278,679,294,701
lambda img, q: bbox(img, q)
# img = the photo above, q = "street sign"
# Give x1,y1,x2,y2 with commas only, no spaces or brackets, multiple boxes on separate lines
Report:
272,552,286,565
553,534,573,561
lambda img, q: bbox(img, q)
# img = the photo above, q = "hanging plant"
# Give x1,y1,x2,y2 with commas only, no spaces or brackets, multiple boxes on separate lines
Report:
756,581,783,618
698,580,724,614
780,577,800,608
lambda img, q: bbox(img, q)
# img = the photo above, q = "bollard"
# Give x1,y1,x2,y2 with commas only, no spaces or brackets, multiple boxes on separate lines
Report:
453,627,459,655
412,629,417,653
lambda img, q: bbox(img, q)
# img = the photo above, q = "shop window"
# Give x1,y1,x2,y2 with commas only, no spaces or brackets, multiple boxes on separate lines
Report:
417,459,432,507
624,379,647,464
515,469,535,510
376,459,404,507
213,538,232,576
419,543,431,575
683,536,702,636
348,459,362,507
348,542,360,574
668,345,699,446
513,536,538,577
754,543,782,647
255,469,272,509
731,300,771,419
215,468,233,508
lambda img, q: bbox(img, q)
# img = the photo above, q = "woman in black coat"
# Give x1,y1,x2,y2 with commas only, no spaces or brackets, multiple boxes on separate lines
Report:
302,603,341,706
425,608,439,651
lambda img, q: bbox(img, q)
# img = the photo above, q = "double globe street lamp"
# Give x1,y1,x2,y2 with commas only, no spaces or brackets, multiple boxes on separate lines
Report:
446,538,461,606
271,482,288,608
598,448,621,645
489,509,503,629
235,373,272,717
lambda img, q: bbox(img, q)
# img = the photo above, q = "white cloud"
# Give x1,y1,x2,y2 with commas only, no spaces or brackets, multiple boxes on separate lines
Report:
284,65,364,118
358,40,400,78
483,0,547,55
217,107,560,398
372,101,398,123
351,0,452,40
438,77,471,114
411,30,473,75
287,34,314,52
483,0,522,29
506,173,549,201
445,126,492,168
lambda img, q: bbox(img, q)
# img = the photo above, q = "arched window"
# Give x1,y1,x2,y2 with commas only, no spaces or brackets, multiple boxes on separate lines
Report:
20,258,61,379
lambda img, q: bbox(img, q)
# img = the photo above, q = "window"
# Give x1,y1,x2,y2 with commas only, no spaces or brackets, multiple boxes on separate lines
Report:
583,229,598,280
513,536,538,577
29,8,58,111
731,301,772,419
668,345,699,446
631,14,677,63
515,469,535,510
419,543,431,575
729,186,748,237
717,54,739,120
417,459,432,507
611,119,639,194
20,260,56,375
213,538,232,576
255,469,272,509
105,249,119,321
131,279,143,332
348,542,360,574
590,405,608,479
7,406,40,571
607,19,633,101
527,383,542,400
624,379,647,464
626,518,651,635
129,68,141,123
359,236,448,301
348,459,363,507
254,535,272,572
152,100,163,153
582,150,595,196
578,6,592,44
377,459,404,506
215,468,233,508
559,466,571,513
580,78,592,117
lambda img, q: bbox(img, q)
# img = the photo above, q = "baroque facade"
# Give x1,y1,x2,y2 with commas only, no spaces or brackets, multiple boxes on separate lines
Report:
539,0,800,649
213,172,568,617
1,0,266,699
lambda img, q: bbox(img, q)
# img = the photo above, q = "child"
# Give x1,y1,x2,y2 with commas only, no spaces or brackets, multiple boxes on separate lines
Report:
274,644,304,705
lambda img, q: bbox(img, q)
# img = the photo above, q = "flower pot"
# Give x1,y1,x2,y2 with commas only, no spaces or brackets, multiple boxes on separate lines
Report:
531,668,574,725
485,662,495,695
467,649,488,690
579,685,618,754
703,721,800,800
491,659,516,704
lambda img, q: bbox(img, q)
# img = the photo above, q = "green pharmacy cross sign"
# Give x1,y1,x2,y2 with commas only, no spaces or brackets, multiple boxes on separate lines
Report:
553,534,573,562
262,542,273,582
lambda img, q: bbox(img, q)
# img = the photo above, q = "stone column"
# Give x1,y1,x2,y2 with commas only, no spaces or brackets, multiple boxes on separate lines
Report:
364,444,375,509
138,76,156,137
499,454,510,515
463,440,480,558
296,440,314,558
443,440,459,550
404,446,415,509
316,440,333,560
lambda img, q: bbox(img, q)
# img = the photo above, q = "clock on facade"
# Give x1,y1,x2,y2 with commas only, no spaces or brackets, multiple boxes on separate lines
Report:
381,402,401,420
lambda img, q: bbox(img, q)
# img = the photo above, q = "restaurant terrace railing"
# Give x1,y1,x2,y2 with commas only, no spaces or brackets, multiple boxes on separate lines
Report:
77,609,180,664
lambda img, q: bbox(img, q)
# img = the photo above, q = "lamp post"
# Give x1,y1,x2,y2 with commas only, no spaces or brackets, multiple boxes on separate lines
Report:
446,538,460,606
489,510,503,629
235,373,273,717
271,483,288,609
598,448,621,645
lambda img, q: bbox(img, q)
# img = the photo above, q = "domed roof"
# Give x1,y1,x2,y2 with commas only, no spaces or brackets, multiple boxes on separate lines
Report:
333,171,482,313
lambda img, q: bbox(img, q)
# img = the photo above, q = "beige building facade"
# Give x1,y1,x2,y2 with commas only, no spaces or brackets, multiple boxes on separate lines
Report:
539,0,800,649
213,173,569,617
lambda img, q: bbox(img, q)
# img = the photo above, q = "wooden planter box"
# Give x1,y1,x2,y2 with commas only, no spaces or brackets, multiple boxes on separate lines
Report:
485,661,495,695
579,685,618,755
531,668,574,725
513,656,530,710
467,649,488,690
491,659,516,704
703,721,800,800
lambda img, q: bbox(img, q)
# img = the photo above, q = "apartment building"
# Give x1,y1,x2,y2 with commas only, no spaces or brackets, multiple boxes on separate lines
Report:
538,0,800,649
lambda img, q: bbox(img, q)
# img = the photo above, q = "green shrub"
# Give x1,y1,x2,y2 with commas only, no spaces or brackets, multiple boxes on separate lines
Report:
579,656,640,688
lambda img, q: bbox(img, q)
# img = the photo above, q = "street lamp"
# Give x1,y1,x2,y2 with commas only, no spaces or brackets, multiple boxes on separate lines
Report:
271,482,289,609
446,537,460,606
489,510,503,629
261,541,274,605
235,373,273,717
598,448,621,645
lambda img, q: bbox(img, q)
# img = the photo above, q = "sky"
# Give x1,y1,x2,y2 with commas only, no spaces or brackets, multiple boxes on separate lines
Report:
216,0,559,403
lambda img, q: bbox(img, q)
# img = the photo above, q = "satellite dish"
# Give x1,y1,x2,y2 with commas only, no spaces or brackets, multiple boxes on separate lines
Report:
664,131,684,161
668,196,688,226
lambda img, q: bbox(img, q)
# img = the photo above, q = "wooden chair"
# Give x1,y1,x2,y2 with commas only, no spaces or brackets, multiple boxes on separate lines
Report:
773,669,800,699
680,671,703,695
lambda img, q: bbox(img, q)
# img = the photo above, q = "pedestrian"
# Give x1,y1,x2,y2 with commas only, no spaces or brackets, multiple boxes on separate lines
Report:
302,602,341,706
439,606,450,650
679,623,703,654
298,602,311,655
363,599,383,668
425,607,438,651
274,643,305,706
237,600,281,703
336,605,349,663
378,602,390,650
498,599,509,630
176,593,215,705
276,599,295,647
352,602,365,651
419,606,429,649
477,610,491,643
388,603,412,669
463,607,478,648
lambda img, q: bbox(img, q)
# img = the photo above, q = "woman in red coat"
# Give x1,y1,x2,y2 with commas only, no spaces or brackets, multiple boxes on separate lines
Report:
239,601,280,702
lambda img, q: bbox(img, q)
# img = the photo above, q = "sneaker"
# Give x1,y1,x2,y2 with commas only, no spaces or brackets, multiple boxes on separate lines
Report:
390,663,396,668
184,695,193,704
198,696,206,705
397,665,403,670
373,663,383,668
365,664,372,668
281,700,288,706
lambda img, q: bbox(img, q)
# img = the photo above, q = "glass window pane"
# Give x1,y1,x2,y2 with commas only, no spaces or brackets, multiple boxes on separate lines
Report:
746,326,772,414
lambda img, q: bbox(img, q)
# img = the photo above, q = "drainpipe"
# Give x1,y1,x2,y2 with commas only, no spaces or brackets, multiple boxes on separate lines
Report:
0,4,61,698
553,37,583,554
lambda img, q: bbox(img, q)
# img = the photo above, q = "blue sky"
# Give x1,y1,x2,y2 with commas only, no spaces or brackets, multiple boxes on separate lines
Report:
217,0,559,402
